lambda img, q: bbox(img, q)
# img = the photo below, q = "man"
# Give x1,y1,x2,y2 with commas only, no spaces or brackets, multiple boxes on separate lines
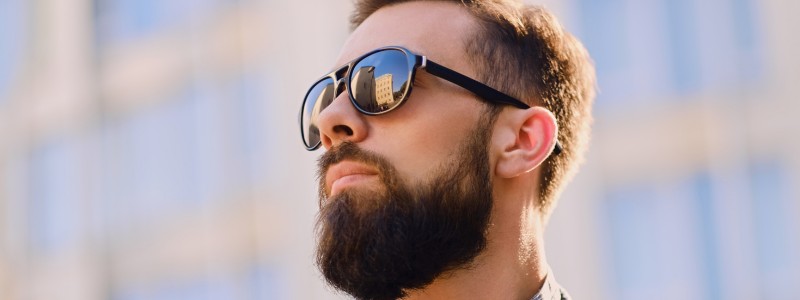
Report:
299,0,595,299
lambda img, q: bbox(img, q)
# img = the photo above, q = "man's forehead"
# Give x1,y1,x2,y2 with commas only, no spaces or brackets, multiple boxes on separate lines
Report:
332,1,478,72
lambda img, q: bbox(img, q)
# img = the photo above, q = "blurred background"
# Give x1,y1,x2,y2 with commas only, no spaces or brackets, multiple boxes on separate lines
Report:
0,0,797,299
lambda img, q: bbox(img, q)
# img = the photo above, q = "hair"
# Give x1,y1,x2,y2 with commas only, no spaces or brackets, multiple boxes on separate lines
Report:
350,0,596,219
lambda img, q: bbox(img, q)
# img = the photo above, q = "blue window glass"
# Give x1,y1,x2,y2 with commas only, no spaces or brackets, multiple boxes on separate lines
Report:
3,156,30,252
186,80,229,204
575,0,630,107
605,184,661,300
98,119,135,231
749,161,799,299
94,0,190,43
94,0,235,44
663,0,702,93
176,274,237,300
27,137,82,253
184,73,268,203
574,0,763,105
604,173,726,300
665,0,763,92
0,0,26,101
690,173,722,300
576,0,628,79
247,264,288,300
575,0,704,108
112,94,198,224
231,72,268,187
102,76,261,227
685,0,763,90
113,273,237,300
188,72,271,203
730,0,763,82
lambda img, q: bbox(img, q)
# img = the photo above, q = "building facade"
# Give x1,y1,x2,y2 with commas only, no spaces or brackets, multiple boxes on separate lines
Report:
0,0,797,299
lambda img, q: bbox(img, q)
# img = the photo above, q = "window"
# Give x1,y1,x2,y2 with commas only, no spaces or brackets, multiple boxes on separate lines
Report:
575,0,632,107
113,273,237,300
603,173,722,300
231,72,269,186
663,0,702,93
574,0,763,107
749,161,799,299
0,0,26,101
94,0,234,44
575,0,698,107
604,184,662,300
246,264,288,300
663,0,763,93
101,73,268,228
105,93,198,227
111,264,288,300
27,137,82,253
2,157,25,249
690,173,723,300
729,0,763,82
186,80,229,204
95,0,187,43
677,0,764,91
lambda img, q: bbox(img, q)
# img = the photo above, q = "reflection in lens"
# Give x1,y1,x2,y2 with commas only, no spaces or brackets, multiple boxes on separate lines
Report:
375,73,394,107
350,50,409,113
303,77,335,148
351,66,376,110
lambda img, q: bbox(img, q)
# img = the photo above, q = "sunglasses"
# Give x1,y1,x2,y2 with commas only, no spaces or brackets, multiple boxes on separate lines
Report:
300,46,562,155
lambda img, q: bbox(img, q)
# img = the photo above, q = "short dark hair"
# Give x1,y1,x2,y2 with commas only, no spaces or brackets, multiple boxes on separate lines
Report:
351,0,596,219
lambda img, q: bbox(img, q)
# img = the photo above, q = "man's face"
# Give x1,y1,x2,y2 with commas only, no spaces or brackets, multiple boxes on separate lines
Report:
316,1,488,187
314,2,497,299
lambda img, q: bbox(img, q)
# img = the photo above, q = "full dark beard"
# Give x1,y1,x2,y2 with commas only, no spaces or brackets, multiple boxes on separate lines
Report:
315,126,494,300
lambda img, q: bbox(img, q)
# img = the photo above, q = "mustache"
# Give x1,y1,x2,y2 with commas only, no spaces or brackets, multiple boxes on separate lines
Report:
316,142,396,202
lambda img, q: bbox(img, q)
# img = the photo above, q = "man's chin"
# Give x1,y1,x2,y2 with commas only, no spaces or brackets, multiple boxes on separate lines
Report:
315,178,491,300
315,188,425,300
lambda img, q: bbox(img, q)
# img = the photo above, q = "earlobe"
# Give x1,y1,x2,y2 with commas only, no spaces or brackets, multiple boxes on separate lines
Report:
494,107,557,179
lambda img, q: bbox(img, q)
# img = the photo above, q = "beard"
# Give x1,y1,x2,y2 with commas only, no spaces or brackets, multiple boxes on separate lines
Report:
315,124,494,300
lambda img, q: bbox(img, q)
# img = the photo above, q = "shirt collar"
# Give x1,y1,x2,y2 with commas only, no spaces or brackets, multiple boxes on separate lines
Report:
530,270,562,300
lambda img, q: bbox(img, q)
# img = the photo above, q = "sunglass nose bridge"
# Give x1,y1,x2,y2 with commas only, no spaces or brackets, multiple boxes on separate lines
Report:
334,80,346,97
334,64,350,79
332,65,350,97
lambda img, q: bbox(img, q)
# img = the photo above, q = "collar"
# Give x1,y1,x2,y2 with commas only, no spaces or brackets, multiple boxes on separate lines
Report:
530,270,564,300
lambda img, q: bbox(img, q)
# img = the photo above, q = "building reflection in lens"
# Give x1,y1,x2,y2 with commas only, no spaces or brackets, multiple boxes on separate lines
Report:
374,73,394,109
352,66,377,112
308,81,335,144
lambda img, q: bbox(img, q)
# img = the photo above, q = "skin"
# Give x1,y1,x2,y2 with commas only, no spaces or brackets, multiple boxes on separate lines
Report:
315,2,560,299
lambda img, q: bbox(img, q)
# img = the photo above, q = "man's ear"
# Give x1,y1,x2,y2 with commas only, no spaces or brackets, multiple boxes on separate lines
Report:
494,106,558,179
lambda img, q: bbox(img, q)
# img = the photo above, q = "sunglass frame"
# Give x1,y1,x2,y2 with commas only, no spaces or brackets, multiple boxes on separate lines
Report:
300,46,562,155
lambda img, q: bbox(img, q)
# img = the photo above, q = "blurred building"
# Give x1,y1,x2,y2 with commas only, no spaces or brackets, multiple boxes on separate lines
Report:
0,0,351,299
545,0,800,299
0,0,797,300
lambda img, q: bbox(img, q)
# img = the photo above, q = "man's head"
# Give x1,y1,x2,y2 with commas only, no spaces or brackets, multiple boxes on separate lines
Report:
307,0,594,299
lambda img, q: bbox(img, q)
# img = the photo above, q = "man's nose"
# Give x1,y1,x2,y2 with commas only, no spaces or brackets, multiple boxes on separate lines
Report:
316,88,368,150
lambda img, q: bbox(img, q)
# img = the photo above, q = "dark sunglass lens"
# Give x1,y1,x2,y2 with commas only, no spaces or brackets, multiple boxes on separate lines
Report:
349,49,410,114
302,77,336,148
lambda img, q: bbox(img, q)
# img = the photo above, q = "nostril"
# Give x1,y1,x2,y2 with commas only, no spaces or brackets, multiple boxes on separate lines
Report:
333,125,354,136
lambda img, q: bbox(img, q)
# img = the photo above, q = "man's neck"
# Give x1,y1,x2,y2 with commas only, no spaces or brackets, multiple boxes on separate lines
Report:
404,194,549,300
